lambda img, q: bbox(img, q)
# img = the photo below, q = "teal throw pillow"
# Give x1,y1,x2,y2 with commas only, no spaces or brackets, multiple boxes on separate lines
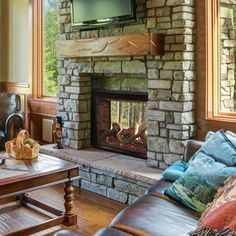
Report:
205,131,214,141
162,160,188,182
165,151,236,212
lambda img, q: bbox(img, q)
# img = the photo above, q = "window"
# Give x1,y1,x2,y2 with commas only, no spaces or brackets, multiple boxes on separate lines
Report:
219,2,236,113
200,0,236,120
196,0,236,139
32,0,59,98
210,0,236,117
43,0,59,96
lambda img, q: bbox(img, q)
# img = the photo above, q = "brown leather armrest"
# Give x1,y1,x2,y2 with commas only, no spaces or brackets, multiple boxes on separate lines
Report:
184,139,204,161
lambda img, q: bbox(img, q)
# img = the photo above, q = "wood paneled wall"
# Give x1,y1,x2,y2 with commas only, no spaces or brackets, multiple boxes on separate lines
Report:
27,97,57,144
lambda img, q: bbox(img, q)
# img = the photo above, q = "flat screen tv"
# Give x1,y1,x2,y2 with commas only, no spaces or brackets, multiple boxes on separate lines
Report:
71,0,135,29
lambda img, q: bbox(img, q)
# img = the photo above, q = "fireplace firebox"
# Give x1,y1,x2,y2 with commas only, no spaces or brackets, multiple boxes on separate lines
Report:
92,90,148,159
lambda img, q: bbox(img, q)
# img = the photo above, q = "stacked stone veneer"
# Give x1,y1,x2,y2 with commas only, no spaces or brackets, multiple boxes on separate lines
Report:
57,0,196,169
220,0,236,112
73,166,151,204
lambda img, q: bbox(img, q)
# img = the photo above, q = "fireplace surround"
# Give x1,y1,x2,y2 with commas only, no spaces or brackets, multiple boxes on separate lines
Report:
57,0,196,169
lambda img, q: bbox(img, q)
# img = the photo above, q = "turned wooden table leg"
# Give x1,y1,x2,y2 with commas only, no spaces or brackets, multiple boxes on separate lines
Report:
63,181,77,226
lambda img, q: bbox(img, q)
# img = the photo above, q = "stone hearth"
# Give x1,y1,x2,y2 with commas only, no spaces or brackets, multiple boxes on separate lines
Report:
40,144,162,204
57,0,196,169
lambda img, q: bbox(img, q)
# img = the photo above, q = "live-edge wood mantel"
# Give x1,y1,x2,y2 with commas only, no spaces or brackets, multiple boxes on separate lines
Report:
56,33,164,58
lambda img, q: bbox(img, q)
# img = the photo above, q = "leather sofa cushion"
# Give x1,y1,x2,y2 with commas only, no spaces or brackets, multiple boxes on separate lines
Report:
147,178,179,204
53,230,81,236
94,227,133,236
184,139,204,161
148,178,172,196
111,195,199,236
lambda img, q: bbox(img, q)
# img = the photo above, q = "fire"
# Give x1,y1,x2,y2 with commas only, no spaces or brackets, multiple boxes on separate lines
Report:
135,122,146,135
134,122,140,135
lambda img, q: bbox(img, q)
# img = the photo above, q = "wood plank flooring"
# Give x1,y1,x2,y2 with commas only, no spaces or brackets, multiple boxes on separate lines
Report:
0,185,126,236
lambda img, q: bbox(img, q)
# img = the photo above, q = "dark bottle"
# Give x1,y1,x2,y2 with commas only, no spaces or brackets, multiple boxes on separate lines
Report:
53,116,63,149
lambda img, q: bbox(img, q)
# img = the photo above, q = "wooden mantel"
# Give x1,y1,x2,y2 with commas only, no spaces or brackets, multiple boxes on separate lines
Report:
56,33,164,58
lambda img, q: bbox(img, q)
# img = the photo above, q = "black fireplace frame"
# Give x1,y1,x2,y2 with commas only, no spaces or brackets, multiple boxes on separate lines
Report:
91,89,148,159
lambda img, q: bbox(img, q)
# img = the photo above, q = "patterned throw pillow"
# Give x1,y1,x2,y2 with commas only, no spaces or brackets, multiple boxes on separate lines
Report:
190,175,236,236
165,152,236,212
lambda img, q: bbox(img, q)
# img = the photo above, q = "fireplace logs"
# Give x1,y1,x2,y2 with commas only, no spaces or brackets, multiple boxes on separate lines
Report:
99,122,147,156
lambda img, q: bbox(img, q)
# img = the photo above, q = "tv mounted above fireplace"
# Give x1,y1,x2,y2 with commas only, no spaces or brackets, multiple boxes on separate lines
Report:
71,0,136,29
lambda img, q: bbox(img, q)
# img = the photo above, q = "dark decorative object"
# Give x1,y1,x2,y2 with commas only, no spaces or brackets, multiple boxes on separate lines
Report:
53,116,63,149
0,93,24,151
0,154,6,165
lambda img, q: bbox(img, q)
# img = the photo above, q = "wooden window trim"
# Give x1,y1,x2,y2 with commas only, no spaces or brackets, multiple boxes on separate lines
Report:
0,1,9,82
205,0,236,120
196,0,236,139
31,0,57,102
32,0,42,99
206,0,220,120
211,1,236,119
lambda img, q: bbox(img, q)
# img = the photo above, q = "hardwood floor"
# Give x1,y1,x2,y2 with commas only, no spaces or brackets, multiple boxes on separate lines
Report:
0,185,126,236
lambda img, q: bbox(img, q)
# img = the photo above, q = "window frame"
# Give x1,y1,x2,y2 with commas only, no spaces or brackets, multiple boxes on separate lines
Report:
31,0,57,100
207,0,236,120
196,0,236,139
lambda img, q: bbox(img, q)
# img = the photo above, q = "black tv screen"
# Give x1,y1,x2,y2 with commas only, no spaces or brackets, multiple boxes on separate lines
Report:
71,0,135,29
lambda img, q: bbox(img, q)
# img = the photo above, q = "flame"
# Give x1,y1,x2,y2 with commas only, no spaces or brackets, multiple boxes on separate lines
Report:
134,122,140,135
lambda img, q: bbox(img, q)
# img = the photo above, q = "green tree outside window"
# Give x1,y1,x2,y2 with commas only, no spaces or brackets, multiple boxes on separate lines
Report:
43,0,59,96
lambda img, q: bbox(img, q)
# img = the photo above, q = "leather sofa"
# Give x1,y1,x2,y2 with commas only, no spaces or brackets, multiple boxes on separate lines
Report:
0,93,24,150
94,140,203,236
55,140,204,236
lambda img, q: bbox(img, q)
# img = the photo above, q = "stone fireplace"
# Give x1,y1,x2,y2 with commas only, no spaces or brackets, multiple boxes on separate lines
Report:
57,0,196,169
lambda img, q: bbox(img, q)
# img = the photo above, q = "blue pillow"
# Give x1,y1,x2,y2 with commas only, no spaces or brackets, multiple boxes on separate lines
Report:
162,160,188,181
191,130,236,166
205,131,214,141
165,151,236,212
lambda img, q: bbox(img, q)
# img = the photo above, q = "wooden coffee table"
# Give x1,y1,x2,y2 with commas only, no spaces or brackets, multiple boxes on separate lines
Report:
0,153,79,236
